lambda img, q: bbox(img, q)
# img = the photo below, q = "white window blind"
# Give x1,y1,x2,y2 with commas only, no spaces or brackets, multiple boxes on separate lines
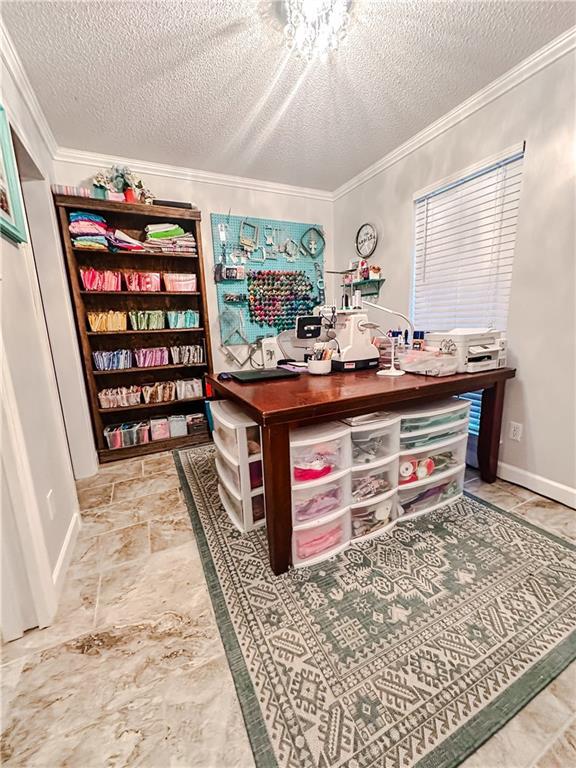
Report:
412,147,524,331
412,147,524,436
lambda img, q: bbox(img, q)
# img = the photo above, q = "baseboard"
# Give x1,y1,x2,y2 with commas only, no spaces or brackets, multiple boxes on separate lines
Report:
497,462,576,509
51,511,81,597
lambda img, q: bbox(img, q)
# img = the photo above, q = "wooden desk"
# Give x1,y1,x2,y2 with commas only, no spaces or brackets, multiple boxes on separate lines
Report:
207,367,516,575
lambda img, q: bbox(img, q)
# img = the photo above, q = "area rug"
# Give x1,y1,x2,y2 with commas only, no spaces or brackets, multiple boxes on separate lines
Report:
175,446,576,768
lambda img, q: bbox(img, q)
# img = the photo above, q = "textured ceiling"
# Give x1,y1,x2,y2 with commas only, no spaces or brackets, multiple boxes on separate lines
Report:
3,1,574,190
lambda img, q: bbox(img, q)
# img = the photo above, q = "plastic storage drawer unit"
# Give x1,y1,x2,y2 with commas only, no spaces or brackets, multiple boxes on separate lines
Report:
290,422,351,484
398,434,468,486
348,415,401,466
210,400,265,532
292,509,351,568
350,489,396,541
396,466,465,518
291,469,351,525
351,454,399,503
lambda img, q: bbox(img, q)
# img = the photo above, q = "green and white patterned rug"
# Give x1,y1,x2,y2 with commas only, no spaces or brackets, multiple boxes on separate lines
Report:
175,446,576,768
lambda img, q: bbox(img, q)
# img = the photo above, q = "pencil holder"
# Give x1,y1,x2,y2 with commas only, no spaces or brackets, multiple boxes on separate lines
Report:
308,359,332,375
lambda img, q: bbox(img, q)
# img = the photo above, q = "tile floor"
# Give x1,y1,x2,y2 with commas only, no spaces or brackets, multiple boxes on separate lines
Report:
1,453,574,767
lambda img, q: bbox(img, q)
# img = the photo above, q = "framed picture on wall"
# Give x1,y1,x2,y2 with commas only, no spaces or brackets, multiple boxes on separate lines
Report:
0,105,27,243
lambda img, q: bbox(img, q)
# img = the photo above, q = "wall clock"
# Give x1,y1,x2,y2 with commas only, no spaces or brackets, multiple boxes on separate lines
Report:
355,223,377,258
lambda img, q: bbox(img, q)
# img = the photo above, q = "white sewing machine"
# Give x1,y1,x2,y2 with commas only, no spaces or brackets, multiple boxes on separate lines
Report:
325,308,379,372
424,328,507,373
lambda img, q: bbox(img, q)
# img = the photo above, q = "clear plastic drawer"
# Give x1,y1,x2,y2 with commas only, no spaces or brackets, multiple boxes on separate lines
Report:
399,420,469,451
351,455,399,503
398,434,467,486
218,482,243,529
292,470,350,525
210,401,261,462
396,466,464,518
290,422,351,484
350,417,400,466
400,399,470,434
350,490,396,541
215,453,241,495
292,509,351,567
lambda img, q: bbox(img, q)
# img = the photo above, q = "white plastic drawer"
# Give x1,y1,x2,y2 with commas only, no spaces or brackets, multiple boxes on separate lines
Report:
399,419,469,451
218,482,243,529
210,401,261,462
290,422,351,484
351,455,399,503
350,490,396,541
399,434,468,487
400,399,470,434
397,466,464,519
292,470,351,525
292,509,351,567
350,418,400,466
215,453,241,496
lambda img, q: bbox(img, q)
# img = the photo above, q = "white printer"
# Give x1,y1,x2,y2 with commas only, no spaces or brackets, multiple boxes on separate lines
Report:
424,328,507,374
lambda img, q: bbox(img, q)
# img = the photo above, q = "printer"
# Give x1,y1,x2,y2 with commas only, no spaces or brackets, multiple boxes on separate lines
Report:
424,328,507,374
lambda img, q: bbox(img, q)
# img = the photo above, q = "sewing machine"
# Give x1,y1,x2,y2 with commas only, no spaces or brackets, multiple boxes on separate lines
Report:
424,329,507,373
327,308,379,371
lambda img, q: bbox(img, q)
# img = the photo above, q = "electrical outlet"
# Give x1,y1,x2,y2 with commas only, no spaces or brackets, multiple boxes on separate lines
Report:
509,421,523,442
46,488,55,520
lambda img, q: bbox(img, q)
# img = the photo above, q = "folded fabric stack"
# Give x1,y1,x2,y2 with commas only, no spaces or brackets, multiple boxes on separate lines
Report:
129,310,165,330
134,347,169,367
144,223,197,254
69,212,109,250
80,268,122,291
69,212,146,252
166,310,199,329
92,349,133,371
87,310,127,332
107,229,145,252
125,271,161,291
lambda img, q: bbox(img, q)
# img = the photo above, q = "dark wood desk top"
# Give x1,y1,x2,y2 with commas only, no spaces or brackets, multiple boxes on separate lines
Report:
207,367,516,426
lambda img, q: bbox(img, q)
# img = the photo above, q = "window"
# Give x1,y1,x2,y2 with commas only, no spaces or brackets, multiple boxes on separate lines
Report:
412,145,525,435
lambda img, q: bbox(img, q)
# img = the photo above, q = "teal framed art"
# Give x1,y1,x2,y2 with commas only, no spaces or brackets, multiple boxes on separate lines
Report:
0,105,27,243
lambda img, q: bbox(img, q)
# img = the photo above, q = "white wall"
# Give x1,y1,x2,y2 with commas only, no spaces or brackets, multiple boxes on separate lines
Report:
1,34,86,608
333,50,576,506
53,155,335,372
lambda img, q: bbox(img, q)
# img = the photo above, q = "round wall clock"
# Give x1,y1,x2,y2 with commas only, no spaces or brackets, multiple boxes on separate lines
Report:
355,223,378,258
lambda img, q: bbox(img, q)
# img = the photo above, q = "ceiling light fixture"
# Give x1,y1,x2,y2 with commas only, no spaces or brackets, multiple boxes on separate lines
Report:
284,0,351,60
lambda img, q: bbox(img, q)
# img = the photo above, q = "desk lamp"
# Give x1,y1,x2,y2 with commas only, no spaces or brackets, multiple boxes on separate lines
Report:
361,300,415,377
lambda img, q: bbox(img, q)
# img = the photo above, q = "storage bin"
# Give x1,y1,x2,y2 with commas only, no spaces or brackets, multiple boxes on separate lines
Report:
349,415,400,465
169,415,187,437
176,379,203,400
103,421,150,449
396,466,464,518
350,489,396,540
215,451,242,494
400,399,470,434
351,455,399,502
150,417,170,441
125,271,161,292
291,469,350,525
252,493,265,522
164,273,197,292
218,480,265,532
292,509,351,567
398,434,468,486
290,422,351,484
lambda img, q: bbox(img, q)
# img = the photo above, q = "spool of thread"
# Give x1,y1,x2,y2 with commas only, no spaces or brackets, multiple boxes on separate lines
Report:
353,290,362,308
399,459,417,482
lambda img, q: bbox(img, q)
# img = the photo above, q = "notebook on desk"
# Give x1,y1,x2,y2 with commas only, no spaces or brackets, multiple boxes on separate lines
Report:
229,369,300,383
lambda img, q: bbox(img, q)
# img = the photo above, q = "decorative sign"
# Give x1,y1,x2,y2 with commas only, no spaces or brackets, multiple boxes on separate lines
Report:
355,222,378,258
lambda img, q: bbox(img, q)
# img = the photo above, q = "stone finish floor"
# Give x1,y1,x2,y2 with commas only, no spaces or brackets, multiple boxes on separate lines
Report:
1,452,574,767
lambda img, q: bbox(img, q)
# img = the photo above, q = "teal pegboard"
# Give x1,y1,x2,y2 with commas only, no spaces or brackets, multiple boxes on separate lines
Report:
210,213,325,345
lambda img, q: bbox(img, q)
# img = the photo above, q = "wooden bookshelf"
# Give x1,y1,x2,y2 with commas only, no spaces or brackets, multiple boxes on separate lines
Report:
54,194,213,463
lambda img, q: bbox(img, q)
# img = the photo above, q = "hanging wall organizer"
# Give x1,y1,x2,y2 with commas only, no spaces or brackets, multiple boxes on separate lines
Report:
210,213,325,345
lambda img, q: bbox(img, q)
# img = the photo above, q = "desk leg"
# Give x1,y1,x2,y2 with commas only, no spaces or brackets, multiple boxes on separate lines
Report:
262,423,292,575
478,380,506,483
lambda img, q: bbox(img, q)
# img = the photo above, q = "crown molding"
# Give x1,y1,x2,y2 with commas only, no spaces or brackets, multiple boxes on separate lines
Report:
0,19,58,160
53,146,334,202
333,26,576,201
